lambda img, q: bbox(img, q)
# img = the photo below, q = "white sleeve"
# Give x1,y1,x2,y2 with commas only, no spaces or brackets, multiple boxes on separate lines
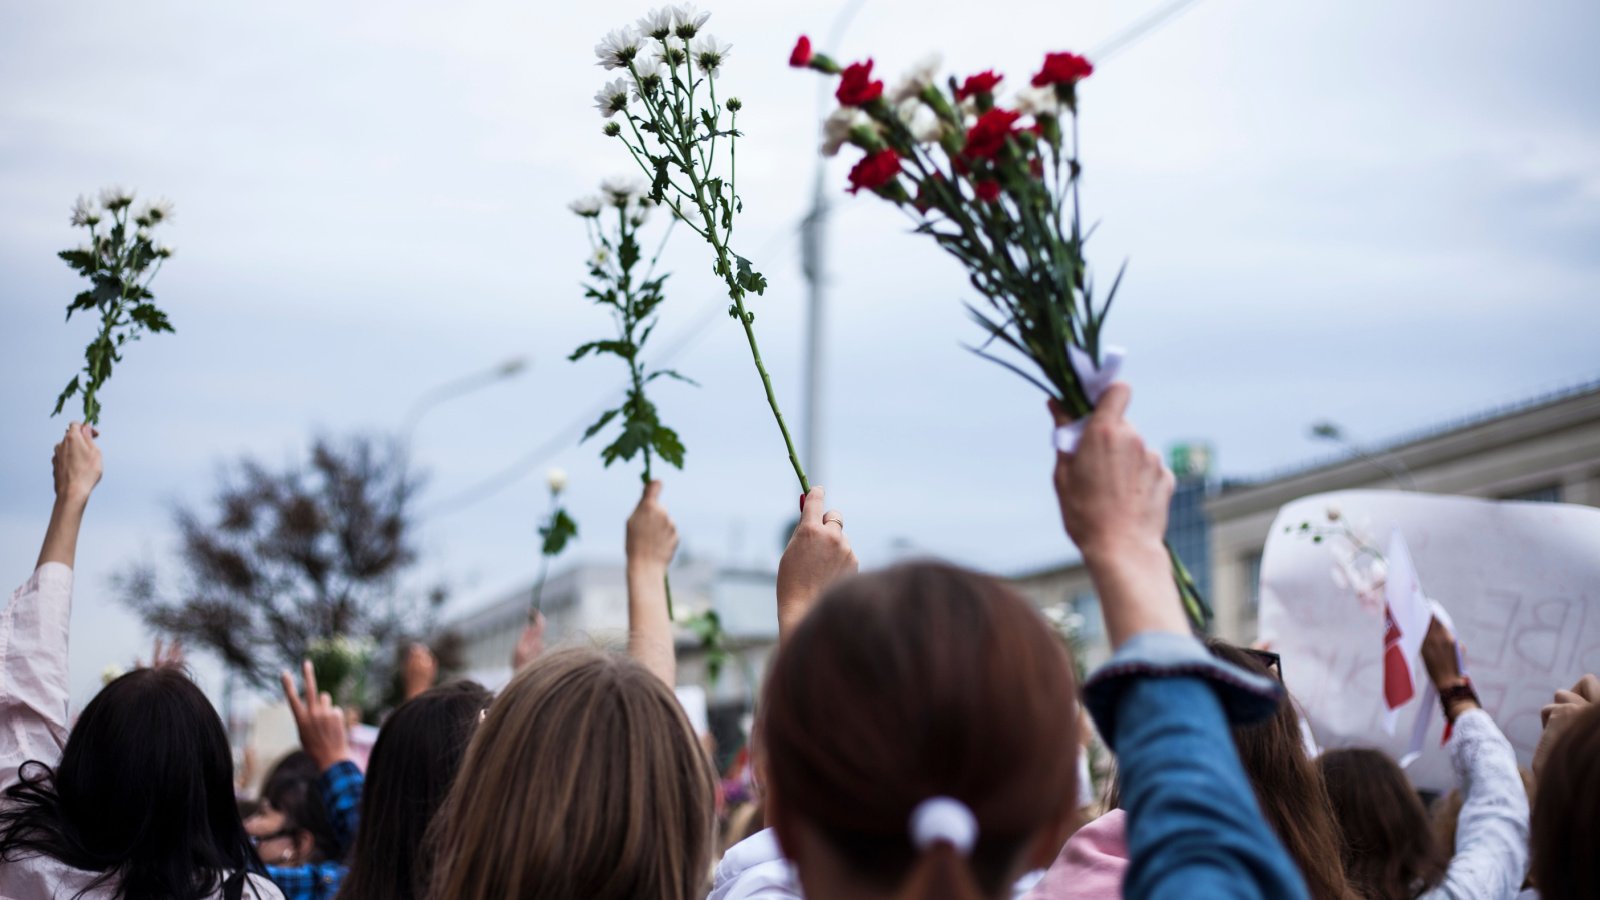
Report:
0,563,75,791
1418,709,1531,900
708,828,802,900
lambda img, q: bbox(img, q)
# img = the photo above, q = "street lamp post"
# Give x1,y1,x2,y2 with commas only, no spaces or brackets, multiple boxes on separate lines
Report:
402,356,530,452
1308,420,1417,490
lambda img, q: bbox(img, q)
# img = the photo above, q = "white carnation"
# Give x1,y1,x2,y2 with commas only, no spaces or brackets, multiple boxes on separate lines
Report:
897,98,942,144
1013,85,1060,117
888,53,942,103
820,106,874,157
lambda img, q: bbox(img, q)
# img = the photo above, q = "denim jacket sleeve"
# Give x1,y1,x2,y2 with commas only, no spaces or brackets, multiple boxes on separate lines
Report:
1083,632,1310,900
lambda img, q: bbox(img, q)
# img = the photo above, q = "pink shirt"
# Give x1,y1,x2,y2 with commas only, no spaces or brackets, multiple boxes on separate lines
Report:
0,564,283,900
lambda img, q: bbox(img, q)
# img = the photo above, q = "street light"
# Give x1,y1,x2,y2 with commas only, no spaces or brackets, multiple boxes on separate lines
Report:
1308,420,1416,490
402,356,530,451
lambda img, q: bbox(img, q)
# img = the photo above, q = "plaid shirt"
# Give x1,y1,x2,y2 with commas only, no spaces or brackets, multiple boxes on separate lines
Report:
265,760,364,900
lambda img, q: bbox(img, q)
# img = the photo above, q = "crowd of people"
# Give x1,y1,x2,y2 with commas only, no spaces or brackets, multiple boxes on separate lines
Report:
2,388,1597,899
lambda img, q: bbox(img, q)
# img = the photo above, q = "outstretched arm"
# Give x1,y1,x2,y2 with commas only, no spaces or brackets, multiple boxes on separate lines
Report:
775,486,857,642
626,480,678,687
1055,388,1308,900
4,424,103,790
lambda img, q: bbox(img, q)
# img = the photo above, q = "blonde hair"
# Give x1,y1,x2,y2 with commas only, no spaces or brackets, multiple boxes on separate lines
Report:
424,648,717,900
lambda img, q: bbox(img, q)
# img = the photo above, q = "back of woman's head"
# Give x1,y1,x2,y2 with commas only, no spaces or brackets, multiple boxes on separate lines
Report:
1531,703,1600,900
761,562,1079,900
259,750,340,864
1318,747,1446,900
339,680,491,900
0,667,258,898
424,648,716,900
1207,641,1356,900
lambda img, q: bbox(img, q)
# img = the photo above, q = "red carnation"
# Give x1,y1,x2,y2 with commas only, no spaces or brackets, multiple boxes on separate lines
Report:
974,179,1002,202
847,149,901,195
963,108,1021,159
836,60,884,107
955,70,1004,101
789,35,813,68
1031,51,1094,87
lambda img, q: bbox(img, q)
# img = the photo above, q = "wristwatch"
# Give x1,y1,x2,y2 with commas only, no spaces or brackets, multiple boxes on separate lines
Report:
1438,678,1480,722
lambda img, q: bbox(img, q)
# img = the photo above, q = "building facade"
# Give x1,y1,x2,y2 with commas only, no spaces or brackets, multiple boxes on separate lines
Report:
1014,379,1600,653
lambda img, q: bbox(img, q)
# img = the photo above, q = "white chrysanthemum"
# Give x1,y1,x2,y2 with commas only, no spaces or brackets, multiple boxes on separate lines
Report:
1012,85,1060,117
672,3,710,37
595,27,643,69
546,468,569,494
70,195,100,227
637,6,675,39
888,52,942,103
820,106,874,157
897,98,942,144
139,198,174,224
631,52,667,100
594,78,631,117
569,195,604,217
690,34,731,77
630,197,655,226
98,185,134,209
601,175,649,205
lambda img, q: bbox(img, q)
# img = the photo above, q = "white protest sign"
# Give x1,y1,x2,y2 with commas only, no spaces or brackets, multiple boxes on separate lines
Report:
1259,490,1600,792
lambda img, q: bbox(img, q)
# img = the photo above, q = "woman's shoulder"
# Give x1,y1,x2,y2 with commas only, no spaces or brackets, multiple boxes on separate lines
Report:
241,872,288,899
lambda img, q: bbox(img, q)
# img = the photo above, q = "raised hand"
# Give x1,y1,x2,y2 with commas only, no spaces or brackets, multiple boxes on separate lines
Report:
38,423,104,569
513,612,548,672
777,486,858,639
625,480,677,687
1050,385,1187,646
1535,673,1600,776
626,480,679,573
281,660,352,772
401,643,438,701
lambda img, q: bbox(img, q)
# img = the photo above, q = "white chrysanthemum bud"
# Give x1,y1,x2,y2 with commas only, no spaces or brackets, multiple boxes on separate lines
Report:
888,53,942,104
690,34,731,78
595,27,643,70
594,77,631,118
546,468,569,495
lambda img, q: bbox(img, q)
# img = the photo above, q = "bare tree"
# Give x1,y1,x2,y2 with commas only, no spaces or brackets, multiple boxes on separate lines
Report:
121,435,445,695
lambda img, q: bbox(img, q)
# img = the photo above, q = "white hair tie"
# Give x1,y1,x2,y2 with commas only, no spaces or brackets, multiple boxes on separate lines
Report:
909,796,978,857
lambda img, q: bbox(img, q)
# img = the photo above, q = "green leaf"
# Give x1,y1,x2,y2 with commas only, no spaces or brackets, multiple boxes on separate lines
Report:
601,418,653,467
129,303,174,334
569,339,634,362
645,369,699,387
581,407,622,443
734,255,767,296
52,376,81,417
652,424,686,469
539,508,578,556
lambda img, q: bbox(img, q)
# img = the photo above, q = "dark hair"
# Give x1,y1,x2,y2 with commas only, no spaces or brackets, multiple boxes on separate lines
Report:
1319,747,1447,900
0,667,265,899
338,681,491,900
761,563,1079,900
1531,703,1600,899
1207,641,1358,900
258,750,341,864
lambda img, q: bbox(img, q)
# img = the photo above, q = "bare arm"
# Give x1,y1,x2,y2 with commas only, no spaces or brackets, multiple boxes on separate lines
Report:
37,423,103,570
626,480,677,687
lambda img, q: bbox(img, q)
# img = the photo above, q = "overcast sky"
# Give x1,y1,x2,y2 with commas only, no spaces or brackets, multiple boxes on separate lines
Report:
3,0,1598,709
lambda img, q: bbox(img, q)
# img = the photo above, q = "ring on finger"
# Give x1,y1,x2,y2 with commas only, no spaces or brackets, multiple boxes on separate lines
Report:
822,512,844,529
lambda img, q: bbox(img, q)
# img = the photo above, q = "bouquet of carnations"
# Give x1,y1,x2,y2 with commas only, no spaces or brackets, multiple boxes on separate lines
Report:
794,40,1210,628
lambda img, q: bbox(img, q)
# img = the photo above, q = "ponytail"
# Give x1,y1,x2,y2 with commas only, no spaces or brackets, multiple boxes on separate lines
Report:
894,797,986,900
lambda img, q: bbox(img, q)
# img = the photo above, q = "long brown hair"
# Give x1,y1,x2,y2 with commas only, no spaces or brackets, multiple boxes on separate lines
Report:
761,563,1079,900
1207,641,1359,900
423,648,717,900
1531,703,1600,899
1319,747,1448,900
